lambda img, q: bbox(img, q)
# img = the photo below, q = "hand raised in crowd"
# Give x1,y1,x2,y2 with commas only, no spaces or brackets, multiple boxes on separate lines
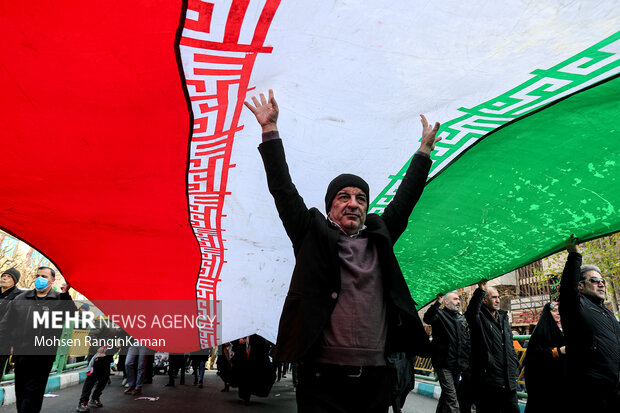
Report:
419,114,442,154
478,278,488,291
244,89,279,133
436,293,444,303
60,283,71,293
566,234,578,254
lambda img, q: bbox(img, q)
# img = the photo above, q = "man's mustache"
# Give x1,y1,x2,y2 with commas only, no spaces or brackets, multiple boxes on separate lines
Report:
343,209,362,217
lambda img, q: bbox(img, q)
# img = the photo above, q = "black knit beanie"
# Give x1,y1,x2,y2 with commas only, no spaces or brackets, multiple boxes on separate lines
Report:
324,174,370,213
2,267,21,285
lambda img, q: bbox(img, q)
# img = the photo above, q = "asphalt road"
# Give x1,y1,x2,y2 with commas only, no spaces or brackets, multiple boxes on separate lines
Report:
1,370,438,413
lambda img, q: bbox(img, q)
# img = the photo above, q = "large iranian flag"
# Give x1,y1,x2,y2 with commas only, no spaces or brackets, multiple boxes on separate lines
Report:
1,0,618,350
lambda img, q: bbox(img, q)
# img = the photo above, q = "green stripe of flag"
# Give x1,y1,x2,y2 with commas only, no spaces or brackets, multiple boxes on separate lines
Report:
396,74,620,305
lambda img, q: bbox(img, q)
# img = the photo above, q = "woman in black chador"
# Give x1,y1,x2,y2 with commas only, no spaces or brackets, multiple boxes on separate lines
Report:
523,302,567,412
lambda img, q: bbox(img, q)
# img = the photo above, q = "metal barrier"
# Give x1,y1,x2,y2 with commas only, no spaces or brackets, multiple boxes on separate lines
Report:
0,325,89,382
414,356,438,381
414,334,531,397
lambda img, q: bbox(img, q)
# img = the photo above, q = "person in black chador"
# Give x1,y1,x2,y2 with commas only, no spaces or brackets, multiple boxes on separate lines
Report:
231,335,276,405
216,343,233,392
523,301,566,413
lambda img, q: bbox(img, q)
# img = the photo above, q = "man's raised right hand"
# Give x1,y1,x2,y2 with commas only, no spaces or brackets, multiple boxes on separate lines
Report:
244,89,279,133
566,234,579,254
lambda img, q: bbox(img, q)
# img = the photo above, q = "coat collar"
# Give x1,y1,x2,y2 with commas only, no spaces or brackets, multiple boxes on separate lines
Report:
22,288,60,300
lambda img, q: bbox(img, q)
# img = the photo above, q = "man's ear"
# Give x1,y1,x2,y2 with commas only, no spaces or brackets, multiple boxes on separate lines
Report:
577,282,584,292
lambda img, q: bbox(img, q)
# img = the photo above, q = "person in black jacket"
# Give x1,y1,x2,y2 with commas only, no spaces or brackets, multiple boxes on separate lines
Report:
465,279,519,413
423,291,470,413
0,267,22,378
560,235,620,412
523,301,566,412
244,89,440,412
0,267,22,303
0,266,75,413
76,326,121,412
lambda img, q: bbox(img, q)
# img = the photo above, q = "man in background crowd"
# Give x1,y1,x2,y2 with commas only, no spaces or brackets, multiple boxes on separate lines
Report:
0,267,22,378
424,291,471,413
560,235,620,412
0,266,74,413
465,279,519,413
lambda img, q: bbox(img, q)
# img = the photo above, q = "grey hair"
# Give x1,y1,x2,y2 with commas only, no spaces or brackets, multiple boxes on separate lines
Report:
443,291,458,305
579,264,601,281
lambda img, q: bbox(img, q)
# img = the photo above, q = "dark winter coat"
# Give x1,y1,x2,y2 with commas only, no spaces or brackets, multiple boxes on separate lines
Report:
465,287,518,391
423,301,471,371
0,289,75,356
559,252,620,392
0,286,23,319
259,135,432,363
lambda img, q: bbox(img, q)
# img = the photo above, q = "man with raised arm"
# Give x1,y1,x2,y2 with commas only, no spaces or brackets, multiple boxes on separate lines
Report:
244,89,440,412
465,279,519,413
560,235,620,412
423,291,470,413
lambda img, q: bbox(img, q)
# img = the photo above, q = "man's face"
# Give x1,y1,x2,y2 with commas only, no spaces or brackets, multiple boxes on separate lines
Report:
36,268,55,291
578,270,606,301
1,274,15,290
328,186,368,235
483,287,500,312
444,293,461,312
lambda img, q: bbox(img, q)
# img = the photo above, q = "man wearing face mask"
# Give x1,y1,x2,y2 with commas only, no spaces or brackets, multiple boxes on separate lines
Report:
465,279,519,413
0,266,75,413
560,235,620,412
423,291,470,413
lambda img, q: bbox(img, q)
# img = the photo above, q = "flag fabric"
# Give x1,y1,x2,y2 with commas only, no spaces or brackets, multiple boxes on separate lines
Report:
1,0,618,350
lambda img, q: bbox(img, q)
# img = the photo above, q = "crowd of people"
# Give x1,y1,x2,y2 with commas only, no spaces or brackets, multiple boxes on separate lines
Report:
0,89,618,413
243,90,620,413
420,234,620,413
74,335,280,411
0,266,282,412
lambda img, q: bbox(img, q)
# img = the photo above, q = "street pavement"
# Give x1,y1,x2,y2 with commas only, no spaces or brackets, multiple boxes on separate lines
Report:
1,369,438,412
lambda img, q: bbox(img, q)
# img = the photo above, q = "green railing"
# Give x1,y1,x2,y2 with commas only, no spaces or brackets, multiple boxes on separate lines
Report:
1,325,89,383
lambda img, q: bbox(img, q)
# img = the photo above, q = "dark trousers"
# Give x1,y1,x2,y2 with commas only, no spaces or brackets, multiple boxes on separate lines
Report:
14,355,55,413
456,372,474,413
79,357,109,403
574,388,620,413
191,359,206,383
436,368,460,413
296,364,390,413
475,383,519,413
168,355,186,385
